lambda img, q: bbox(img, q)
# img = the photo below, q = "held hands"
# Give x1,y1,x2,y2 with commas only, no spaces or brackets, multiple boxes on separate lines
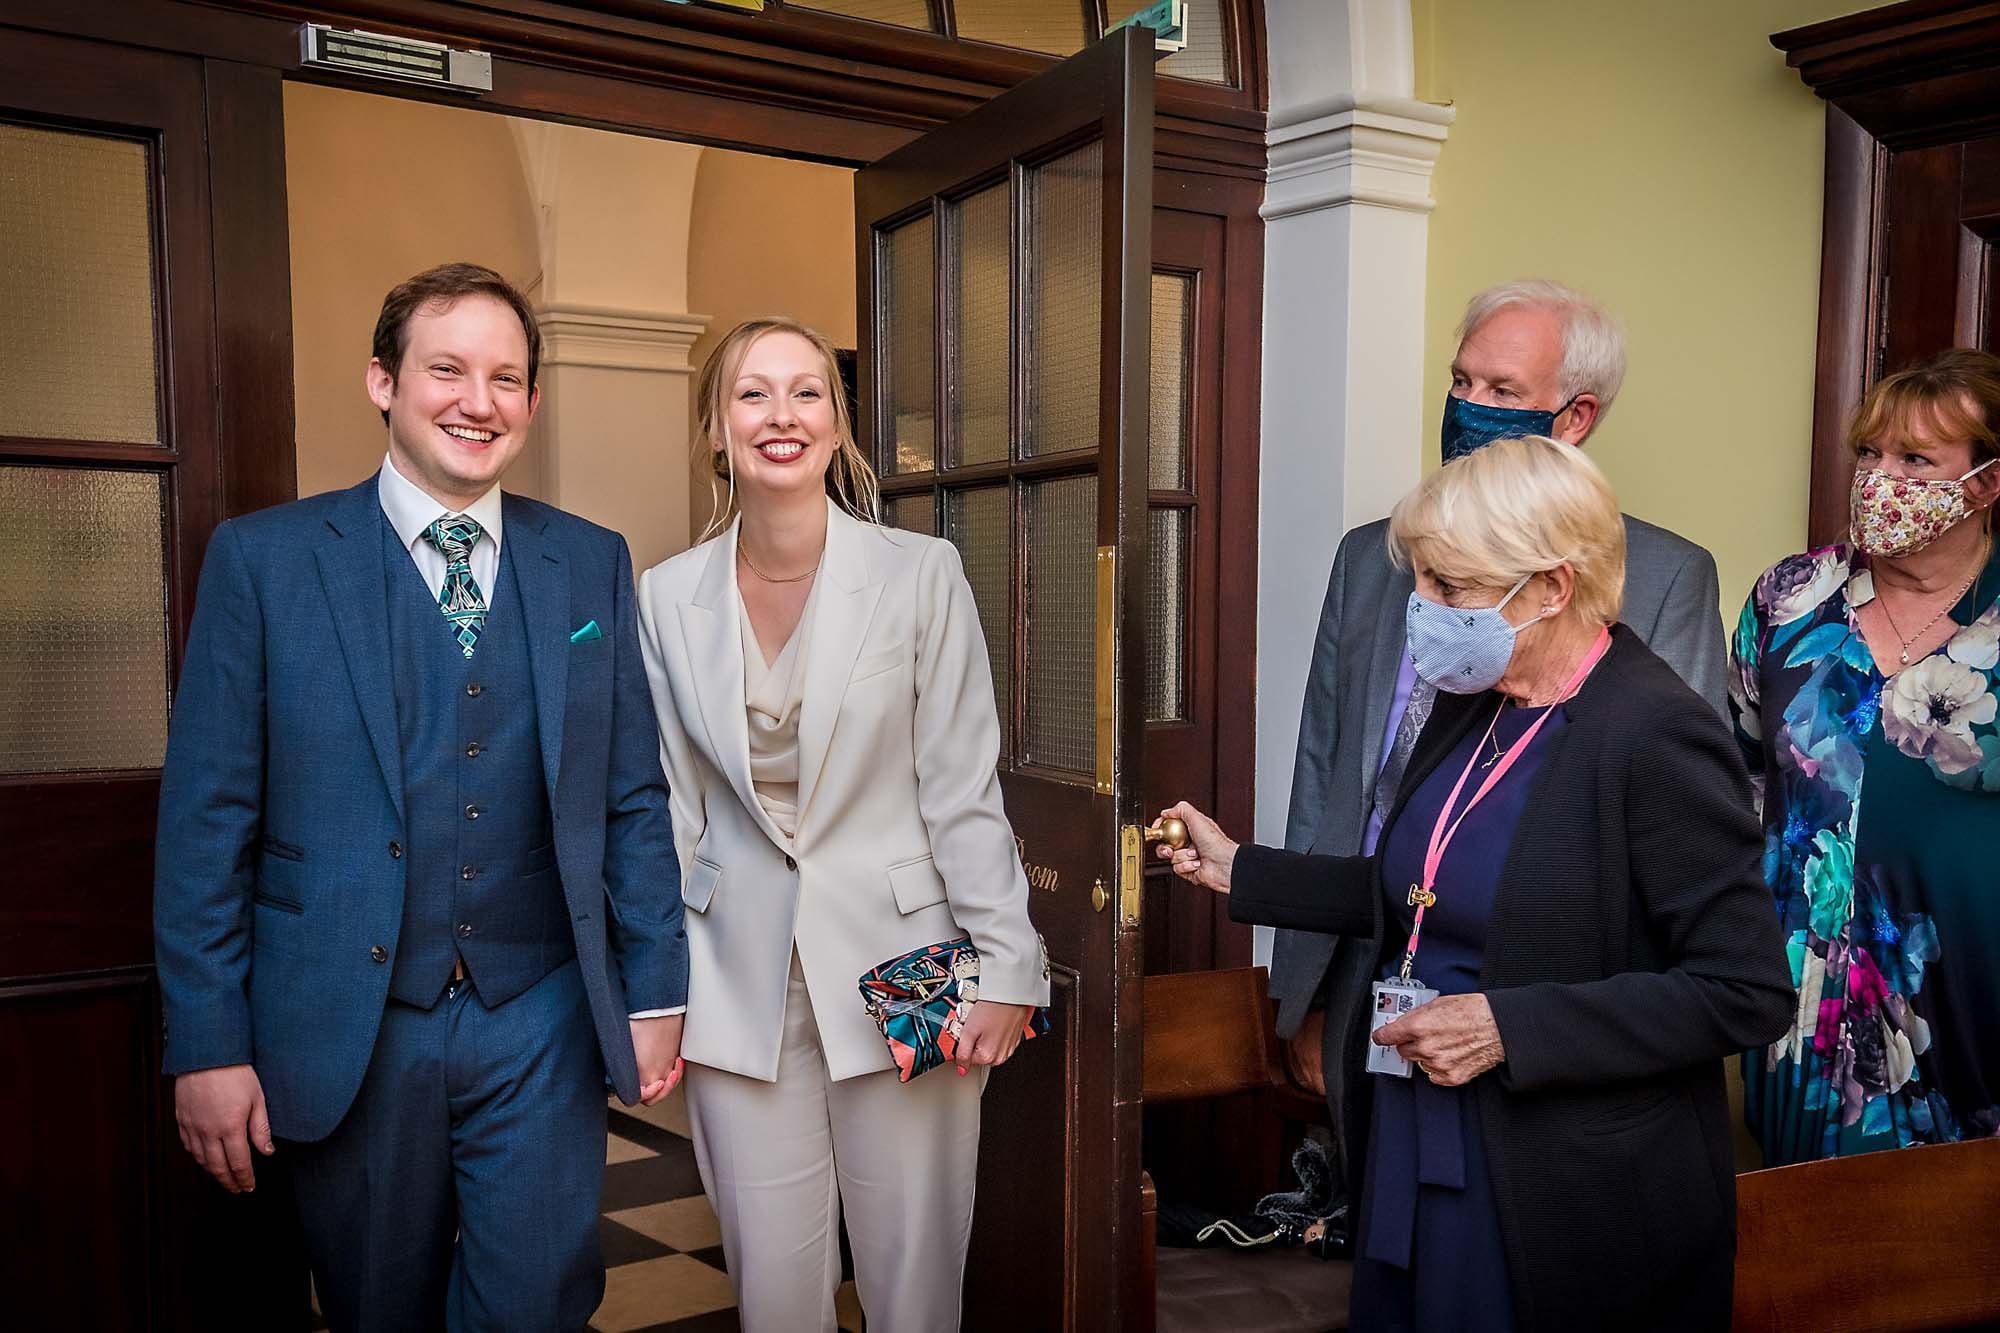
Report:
1372,993,1506,1087
630,1013,686,1106
953,1001,1033,1075
1153,801,1237,895
175,1063,274,1194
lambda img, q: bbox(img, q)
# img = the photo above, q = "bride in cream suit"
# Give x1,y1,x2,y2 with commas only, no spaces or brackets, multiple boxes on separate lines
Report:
636,317,1049,1332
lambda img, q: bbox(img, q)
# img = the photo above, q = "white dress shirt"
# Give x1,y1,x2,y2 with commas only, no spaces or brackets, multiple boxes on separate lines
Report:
376,455,683,1022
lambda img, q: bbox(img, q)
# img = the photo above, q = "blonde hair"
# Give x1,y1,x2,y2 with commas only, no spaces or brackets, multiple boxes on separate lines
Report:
693,317,881,542
1389,435,1626,626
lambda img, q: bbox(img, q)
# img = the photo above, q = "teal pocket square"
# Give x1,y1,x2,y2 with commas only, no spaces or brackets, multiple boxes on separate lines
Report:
569,620,602,644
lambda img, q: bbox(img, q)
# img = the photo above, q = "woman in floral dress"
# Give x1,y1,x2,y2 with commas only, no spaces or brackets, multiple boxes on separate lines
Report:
1732,348,2000,1164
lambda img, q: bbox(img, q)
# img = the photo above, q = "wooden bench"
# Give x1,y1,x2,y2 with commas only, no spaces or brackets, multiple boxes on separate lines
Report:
1139,966,1351,1333
1733,1136,2000,1332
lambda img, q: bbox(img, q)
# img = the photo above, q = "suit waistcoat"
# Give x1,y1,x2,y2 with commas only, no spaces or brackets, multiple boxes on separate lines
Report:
383,521,572,1008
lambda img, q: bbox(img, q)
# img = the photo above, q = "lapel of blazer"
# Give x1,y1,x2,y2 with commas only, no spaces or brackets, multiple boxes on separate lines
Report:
677,519,788,847
795,502,884,833
313,476,405,822
504,494,571,810
1349,536,1416,835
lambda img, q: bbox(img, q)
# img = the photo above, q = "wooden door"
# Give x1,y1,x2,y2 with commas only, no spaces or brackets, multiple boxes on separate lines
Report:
0,30,305,1329
855,26,1155,1330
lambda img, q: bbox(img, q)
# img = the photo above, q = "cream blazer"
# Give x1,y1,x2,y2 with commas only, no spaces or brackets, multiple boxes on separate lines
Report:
637,500,1050,1082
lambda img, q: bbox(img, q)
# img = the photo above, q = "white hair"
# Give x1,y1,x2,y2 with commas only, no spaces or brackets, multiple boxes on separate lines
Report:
1457,279,1628,425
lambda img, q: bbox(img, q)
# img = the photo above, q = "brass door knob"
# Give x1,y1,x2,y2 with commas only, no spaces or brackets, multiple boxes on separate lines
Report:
1142,816,1188,850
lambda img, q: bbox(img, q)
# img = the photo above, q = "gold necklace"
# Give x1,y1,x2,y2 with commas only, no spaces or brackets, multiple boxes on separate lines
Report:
1877,538,1988,666
738,537,820,584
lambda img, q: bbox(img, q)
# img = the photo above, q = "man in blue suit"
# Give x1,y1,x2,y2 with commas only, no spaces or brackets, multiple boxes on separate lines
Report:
155,262,688,1330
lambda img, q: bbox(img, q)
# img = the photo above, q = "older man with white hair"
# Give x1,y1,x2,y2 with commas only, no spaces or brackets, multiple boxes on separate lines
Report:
1270,278,1727,1113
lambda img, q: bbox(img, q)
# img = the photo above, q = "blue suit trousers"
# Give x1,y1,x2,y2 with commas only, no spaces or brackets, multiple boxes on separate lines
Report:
283,959,606,1332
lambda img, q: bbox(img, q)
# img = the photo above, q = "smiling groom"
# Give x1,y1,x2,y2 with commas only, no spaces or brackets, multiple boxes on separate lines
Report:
154,263,688,1330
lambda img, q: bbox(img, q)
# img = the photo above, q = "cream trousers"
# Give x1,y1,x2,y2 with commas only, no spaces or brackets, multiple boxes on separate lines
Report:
684,955,987,1333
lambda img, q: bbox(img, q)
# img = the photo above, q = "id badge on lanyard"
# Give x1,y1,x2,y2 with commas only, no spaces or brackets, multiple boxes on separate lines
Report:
1367,977,1438,1078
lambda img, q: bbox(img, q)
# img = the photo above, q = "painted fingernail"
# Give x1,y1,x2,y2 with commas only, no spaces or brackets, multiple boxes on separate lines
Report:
957,1065,968,1076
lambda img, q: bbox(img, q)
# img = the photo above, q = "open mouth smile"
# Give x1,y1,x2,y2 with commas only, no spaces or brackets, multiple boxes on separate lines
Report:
756,438,807,461
441,425,496,444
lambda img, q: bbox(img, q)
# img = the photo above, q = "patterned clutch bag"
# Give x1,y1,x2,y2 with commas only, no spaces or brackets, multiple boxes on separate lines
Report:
858,937,1049,1083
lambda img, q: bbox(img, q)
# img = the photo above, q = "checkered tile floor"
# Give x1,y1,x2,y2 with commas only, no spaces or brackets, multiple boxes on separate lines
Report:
592,1088,865,1332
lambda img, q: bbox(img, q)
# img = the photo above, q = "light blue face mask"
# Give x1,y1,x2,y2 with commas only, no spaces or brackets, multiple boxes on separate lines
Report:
1405,574,1541,694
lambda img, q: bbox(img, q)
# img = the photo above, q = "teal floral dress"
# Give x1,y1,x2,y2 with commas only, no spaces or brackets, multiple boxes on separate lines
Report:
1730,542,2000,1164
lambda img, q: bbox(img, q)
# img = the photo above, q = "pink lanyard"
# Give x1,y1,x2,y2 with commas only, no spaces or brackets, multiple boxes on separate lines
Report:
1395,627,1611,982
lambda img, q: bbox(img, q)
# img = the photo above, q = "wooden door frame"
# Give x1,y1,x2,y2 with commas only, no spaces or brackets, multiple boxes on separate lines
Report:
1774,0,2000,547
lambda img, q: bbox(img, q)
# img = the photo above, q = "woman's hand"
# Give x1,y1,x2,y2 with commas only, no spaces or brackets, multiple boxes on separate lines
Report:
1154,801,1238,895
955,1001,1032,1072
1372,993,1506,1087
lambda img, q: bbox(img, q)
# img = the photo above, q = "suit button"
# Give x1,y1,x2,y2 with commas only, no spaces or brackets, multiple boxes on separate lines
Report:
370,945,388,963
457,923,473,939
466,683,483,698
388,841,403,859
466,742,482,758
785,855,797,871
461,865,477,880
465,804,480,821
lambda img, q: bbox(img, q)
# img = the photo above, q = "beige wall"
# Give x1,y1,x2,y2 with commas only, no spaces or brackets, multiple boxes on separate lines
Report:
1412,0,1872,615
285,83,545,502
684,150,858,539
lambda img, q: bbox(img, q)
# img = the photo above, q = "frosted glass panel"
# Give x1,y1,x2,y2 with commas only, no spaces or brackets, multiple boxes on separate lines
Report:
793,0,935,28
1145,507,1188,723
0,124,160,445
954,0,1086,56
1024,141,1101,459
1150,273,1192,490
945,487,1012,761
949,184,1011,468
1022,474,1096,775
877,215,936,475
0,466,170,773
1106,0,1232,83
886,493,936,536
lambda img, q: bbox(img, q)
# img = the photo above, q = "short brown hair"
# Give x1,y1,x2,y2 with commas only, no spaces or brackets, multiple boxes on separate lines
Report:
371,263,541,423
1849,347,2000,466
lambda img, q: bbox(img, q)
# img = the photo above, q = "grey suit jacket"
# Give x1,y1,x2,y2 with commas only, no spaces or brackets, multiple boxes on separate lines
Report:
1269,512,1726,1049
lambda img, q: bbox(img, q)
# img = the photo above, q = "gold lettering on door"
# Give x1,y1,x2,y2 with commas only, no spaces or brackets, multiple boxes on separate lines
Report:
1014,837,1061,892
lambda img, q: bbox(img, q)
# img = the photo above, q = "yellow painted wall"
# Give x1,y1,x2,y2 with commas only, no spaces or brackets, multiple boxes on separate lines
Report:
1413,0,1872,613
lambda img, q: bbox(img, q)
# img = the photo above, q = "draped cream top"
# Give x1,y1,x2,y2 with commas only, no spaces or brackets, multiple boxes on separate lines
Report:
737,587,815,841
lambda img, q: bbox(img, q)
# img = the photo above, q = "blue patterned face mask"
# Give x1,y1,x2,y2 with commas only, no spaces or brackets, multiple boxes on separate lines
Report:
1405,574,1541,694
1440,393,1577,464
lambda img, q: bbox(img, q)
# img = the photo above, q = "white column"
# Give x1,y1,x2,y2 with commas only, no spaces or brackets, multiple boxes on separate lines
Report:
534,305,709,574
1253,1,1452,958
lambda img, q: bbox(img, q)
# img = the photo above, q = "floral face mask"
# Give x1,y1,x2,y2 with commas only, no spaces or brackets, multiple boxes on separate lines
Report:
1850,458,1998,558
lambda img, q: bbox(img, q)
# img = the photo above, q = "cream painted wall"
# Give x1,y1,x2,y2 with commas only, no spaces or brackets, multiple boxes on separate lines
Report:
684,150,858,539
1411,0,1872,615
285,83,546,502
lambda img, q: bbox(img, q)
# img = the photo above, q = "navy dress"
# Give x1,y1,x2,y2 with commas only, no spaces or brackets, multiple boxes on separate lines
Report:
1350,698,1567,1333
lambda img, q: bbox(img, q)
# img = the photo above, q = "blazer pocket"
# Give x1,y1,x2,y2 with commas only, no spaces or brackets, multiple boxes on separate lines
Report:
849,647,908,684
252,889,304,915
886,854,948,915
260,834,305,862
684,854,723,914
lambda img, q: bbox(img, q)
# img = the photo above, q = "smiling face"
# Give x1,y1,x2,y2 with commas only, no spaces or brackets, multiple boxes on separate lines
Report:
366,293,539,510
716,330,839,508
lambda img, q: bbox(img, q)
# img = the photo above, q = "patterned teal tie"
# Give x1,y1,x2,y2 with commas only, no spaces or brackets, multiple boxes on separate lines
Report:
423,514,487,658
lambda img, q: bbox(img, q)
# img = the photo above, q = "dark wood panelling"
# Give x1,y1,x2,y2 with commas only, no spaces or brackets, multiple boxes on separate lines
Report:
1880,142,1965,370
1775,0,2000,148
205,58,299,520
0,779,159,978
1805,107,1882,549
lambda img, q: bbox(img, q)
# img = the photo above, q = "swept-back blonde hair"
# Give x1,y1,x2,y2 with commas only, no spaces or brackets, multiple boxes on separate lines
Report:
1389,435,1626,627
693,316,881,542
1848,347,2000,467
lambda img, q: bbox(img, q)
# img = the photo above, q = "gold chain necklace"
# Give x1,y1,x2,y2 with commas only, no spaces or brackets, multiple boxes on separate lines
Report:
1877,538,1988,667
737,537,821,585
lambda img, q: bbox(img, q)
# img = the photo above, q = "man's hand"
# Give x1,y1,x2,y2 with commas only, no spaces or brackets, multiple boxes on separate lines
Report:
630,1014,685,1106
1285,1010,1328,1098
954,1001,1033,1073
175,1064,273,1194
1154,801,1238,894
1372,993,1506,1088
